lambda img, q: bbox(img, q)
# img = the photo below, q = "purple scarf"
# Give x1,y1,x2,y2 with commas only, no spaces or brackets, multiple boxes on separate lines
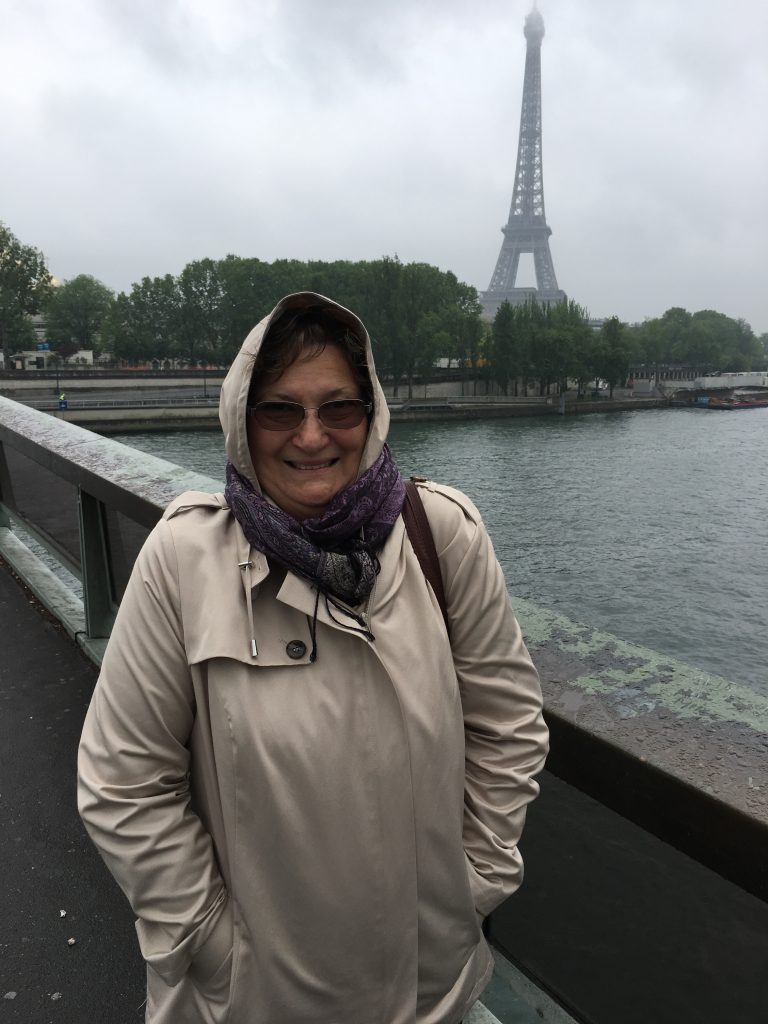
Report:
224,445,406,605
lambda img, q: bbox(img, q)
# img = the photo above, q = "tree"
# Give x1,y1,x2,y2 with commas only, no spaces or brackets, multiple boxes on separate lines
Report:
0,221,52,359
628,307,763,377
217,256,282,361
490,302,517,395
398,263,456,398
177,259,223,365
529,299,591,395
44,274,114,355
413,311,450,396
103,276,180,364
595,317,632,396
446,283,484,391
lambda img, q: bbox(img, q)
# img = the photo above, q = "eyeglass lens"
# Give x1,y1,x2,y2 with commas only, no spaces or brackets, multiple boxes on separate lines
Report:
250,399,369,430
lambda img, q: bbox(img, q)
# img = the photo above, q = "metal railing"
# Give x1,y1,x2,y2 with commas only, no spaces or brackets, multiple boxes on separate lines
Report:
0,395,219,662
26,396,220,411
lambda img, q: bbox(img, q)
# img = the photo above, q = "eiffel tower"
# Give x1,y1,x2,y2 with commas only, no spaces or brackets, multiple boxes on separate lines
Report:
481,5,565,318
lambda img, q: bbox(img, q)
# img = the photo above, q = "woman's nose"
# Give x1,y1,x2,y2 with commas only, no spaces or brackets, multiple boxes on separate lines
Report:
292,409,328,447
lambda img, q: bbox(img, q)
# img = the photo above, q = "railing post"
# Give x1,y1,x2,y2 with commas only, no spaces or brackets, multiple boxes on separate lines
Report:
78,488,115,638
0,440,14,526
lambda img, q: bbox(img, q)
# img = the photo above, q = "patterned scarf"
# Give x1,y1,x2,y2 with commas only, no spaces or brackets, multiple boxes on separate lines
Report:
224,445,406,605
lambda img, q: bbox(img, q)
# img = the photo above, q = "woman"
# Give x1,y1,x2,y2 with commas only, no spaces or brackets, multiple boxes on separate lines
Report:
78,291,548,1024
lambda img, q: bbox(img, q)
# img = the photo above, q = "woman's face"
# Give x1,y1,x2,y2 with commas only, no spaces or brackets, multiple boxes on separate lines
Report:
247,344,368,521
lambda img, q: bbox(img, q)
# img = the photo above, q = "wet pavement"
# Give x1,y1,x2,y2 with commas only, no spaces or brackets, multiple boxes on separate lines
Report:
0,558,144,1022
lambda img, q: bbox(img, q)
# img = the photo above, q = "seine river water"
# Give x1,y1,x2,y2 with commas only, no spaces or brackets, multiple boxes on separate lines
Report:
114,407,768,696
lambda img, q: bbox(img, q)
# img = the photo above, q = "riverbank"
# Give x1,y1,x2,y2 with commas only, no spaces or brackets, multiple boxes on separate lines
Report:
14,394,665,432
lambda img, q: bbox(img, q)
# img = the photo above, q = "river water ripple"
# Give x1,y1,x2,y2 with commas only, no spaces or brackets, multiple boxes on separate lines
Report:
113,407,768,697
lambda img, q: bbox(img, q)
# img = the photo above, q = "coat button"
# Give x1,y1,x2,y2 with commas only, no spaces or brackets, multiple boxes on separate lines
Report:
286,640,307,660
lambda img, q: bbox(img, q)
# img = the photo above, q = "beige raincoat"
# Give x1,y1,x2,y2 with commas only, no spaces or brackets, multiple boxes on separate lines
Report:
78,293,548,1024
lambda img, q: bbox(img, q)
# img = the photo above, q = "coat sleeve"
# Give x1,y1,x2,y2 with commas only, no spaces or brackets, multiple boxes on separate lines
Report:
77,518,232,987
421,485,549,918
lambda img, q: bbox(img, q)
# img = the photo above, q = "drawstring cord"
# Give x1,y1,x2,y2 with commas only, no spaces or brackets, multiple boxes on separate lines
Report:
325,594,375,643
238,560,259,658
308,588,320,663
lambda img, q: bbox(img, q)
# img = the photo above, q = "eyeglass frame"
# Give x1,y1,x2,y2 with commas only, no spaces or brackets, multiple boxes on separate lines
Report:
245,398,373,431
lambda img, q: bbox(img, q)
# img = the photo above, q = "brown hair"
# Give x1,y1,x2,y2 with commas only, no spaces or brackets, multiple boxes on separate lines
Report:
248,307,371,404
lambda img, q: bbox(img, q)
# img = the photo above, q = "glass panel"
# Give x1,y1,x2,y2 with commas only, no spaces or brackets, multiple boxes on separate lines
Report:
4,446,81,573
105,509,149,602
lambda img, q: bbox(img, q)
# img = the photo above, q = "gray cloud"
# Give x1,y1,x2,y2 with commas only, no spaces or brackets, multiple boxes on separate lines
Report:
1,0,766,333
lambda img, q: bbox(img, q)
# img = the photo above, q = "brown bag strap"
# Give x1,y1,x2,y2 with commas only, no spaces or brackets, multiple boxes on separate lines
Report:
402,479,450,638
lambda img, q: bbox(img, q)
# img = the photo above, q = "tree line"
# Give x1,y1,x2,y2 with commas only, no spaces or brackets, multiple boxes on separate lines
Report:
490,300,632,396
2,220,766,393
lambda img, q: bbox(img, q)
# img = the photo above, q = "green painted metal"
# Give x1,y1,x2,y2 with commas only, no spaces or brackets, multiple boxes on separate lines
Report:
78,489,116,639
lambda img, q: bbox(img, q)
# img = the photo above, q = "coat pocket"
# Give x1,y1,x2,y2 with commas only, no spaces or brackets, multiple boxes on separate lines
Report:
189,946,233,1018
187,902,235,1021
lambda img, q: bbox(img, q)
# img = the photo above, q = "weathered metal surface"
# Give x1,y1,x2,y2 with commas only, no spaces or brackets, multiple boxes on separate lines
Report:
0,396,220,527
0,527,85,639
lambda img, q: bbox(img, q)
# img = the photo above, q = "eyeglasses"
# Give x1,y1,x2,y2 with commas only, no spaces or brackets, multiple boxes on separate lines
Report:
246,399,372,431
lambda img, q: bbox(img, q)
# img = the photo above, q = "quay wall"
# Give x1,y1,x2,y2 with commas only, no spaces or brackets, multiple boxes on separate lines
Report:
46,397,666,433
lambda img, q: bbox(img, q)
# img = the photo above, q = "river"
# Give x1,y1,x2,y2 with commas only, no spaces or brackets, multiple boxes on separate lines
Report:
113,407,768,697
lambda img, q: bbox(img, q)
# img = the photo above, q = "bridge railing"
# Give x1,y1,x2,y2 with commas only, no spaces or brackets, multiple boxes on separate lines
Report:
0,395,219,662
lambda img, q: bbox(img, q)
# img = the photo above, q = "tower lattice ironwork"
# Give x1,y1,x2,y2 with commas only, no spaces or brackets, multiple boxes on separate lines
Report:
482,6,565,318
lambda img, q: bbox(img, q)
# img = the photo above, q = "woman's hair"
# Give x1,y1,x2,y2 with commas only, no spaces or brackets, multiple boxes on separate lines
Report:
248,307,371,404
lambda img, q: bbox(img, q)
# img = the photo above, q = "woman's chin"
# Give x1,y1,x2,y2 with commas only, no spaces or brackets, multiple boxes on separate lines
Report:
279,483,339,521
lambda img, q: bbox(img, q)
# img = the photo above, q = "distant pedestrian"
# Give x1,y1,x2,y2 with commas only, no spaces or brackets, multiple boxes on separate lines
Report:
78,292,548,1024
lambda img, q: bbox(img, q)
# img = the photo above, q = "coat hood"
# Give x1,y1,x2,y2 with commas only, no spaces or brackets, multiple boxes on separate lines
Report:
219,292,390,492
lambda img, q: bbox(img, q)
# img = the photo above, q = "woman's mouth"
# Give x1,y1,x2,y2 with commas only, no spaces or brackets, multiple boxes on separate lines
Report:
286,459,338,471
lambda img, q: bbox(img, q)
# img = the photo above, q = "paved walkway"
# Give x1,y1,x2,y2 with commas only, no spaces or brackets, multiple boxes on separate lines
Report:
0,558,144,1022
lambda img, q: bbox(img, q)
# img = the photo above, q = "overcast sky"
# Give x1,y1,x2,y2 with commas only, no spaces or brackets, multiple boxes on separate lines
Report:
2,0,767,334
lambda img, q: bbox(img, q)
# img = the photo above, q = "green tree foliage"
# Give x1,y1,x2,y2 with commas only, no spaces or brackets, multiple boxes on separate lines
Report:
490,301,517,395
102,275,181,364
626,307,762,373
534,299,593,395
446,283,485,382
102,256,482,384
492,299,593,396
98,251,763,389
0,221,52,356
594,317,632,396
177,259,224,365
44,274,114,356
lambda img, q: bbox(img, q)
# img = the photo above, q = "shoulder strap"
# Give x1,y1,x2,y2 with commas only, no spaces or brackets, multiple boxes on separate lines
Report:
402,479,450,638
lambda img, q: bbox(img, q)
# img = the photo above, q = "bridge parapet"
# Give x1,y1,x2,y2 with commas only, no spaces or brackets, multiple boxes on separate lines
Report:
0,395,219,660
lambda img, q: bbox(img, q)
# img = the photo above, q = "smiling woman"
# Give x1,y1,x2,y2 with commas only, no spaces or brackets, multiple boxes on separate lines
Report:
245,335,370,520
77,291,548,1024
